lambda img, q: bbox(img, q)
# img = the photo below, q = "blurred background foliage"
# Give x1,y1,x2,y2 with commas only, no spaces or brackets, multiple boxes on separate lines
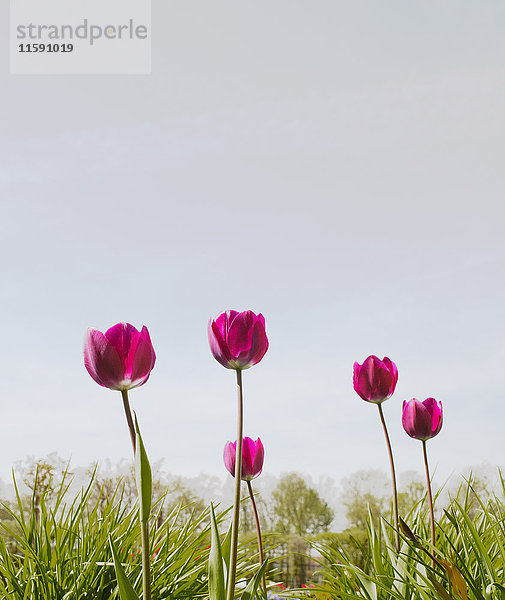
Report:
0,454,497,597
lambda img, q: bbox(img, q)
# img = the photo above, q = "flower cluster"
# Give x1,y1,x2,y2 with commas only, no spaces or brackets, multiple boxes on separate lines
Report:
353,354,444,439
81,313,448,600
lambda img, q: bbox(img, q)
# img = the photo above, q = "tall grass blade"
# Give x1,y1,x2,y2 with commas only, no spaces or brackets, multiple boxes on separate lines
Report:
209,504,226,600
240,560,269,600
134,414,152,524
109,536,141,600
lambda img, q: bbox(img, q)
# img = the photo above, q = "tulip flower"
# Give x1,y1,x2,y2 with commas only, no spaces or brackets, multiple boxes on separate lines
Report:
402,397,443,555
209,309,268,600
84,322,156,391
402,397,443,441
84,321,155,600
353,354,400,550
208,310,268,370
223,437,264,481
224,437,266,594
353,355,398,403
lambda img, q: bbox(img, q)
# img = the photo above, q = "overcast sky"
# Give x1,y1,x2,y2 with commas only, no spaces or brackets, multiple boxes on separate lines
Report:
1,1,505,493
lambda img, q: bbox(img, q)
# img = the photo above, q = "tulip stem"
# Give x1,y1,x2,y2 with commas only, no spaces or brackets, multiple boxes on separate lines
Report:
247,480,266,595
377,403,400,551
422,440,436,559
227,369,244,600
121,390,136,454
121,389,151,599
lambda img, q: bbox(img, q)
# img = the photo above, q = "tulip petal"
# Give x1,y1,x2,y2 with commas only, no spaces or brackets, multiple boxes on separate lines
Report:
402,399,418,438
355,359,374,400
251,438,264,479
227,311,256,358
382,357,398,387
215,310,240,339
241,437,256,478
352,362,360,388
246,319,269,367
105,323,138,362
208,318,234,368
428,398,443,436
414,400,432,439
84,328,124,390
223,441,236,478
129,326,156,387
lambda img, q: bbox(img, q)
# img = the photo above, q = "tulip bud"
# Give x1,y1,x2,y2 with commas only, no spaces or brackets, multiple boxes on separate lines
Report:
223,437,264,481
84,322,156,391
208,310,269,370
402,397,443,441
353,355,398,403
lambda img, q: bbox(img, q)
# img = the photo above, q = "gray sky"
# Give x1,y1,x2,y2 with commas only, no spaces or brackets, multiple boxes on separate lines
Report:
1,1,505,490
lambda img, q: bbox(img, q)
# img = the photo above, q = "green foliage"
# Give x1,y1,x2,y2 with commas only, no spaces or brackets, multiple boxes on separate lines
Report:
239,483,270,535
267,474,334,588
134,414,152,524
9,460,505,598
110,536,141,600
342,470,425,532
313,475,505,600
271,474,334,536
0,470,257,600
165,478,206,521
209,502,271,600
209,505,226,600
240,559,268,600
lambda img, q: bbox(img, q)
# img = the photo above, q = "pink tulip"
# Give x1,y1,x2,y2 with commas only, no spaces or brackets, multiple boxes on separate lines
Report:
208,310,268,370
84,322,156,391
402,397,443,441
353,355,398,403
224,437,264,481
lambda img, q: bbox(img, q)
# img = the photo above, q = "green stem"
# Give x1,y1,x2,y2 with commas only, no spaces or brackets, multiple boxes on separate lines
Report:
226,369,244,600
121,389,150,599
422,440,436,559
247,480,266,596
377,403,400,551
121,389,136,454
141,520,152,600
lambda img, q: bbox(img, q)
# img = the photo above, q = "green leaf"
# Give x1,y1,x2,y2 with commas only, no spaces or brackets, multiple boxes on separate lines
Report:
354,570,378,600
240,560,268,600
486,583,505,599
221,521,232,588
134,413,152,523
427,573,453,600
399,517,419,544
208,504,226,600
441,561,468,600
109,536,140,600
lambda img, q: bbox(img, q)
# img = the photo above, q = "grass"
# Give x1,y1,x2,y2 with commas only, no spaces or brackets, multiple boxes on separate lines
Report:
3,467,505,600
0,469,264,600
312,473,505,600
